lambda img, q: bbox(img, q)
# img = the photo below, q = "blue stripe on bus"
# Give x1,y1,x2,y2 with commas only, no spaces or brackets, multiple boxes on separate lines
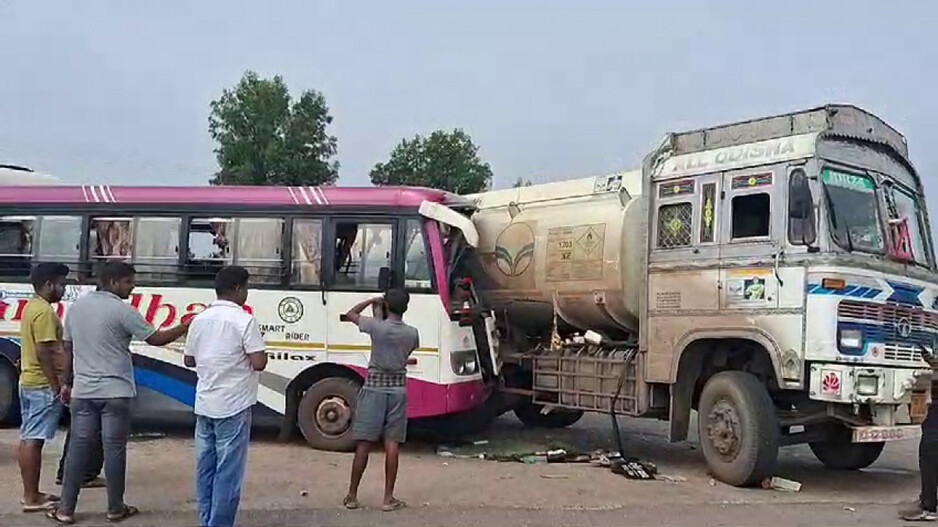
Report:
134,368,195,407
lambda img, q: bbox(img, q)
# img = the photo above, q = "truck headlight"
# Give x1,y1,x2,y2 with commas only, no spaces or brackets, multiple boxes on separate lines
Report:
857,374,879,396
450,350,479,376
839,328,864,351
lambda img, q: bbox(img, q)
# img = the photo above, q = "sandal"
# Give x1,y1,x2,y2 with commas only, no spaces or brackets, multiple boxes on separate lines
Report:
23,494,60,512
106,505,139,523
380,498,407,512
343,495,360,510
45,506,75,525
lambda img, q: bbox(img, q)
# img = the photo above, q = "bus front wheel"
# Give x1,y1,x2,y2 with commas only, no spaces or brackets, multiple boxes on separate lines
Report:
297,377,361,452
514,402,584,428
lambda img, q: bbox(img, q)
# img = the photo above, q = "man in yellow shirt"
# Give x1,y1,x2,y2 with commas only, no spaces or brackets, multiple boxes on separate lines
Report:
17,263,69,512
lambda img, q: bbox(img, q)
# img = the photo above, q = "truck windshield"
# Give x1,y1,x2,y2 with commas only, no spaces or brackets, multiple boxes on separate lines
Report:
821,168,884,253
883,181,930,266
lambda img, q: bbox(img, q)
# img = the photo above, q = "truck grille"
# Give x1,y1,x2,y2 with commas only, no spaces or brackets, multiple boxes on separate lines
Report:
837,300,936,362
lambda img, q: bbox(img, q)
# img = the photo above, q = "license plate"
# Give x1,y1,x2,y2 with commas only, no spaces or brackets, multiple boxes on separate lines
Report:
851,425,920,443
912,393,929,422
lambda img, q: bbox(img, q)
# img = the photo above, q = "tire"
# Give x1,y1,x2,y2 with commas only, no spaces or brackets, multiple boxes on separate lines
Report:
297,377,361,452
809,440,885,470
514,402,584,429
697,371,779,487
0,360,19,425
413,391,501,438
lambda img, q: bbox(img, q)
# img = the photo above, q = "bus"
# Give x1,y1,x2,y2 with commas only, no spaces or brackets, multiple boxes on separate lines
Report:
0,184,497,450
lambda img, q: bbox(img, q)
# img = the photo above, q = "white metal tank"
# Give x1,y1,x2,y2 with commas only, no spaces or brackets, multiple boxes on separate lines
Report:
0,165,59,185
469,171,646,337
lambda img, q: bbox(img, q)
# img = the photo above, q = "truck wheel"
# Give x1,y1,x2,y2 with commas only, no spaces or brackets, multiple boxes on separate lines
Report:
809,441,884,470
297,377,361,452
514,402,584,428
698,371,779,487
0,360,19,425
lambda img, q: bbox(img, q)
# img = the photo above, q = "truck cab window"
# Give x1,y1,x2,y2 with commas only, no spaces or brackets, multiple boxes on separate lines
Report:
656,203,692,248
731,194,770,239
333,221,393,289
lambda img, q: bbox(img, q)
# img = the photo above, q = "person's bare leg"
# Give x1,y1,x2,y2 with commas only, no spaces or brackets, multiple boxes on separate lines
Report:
345,441,371,506
18,440,44,504
383,440,400,506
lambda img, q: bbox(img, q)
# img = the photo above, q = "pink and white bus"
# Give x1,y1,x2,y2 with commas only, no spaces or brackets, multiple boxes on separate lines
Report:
0,184,498,450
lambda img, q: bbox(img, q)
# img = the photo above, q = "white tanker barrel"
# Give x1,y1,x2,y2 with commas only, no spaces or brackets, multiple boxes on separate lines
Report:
469,172,646,338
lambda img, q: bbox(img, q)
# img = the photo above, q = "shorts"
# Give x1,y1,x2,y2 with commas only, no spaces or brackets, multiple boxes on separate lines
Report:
19,386,63,441
352,388,407,443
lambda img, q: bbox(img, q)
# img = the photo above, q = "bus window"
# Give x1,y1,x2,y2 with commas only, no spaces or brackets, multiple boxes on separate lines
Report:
186,218,232,280
37,216,81,270
236,218,284,284
333,221,392,289
404,219,432,290
291,219,322,286
135,217,180,282
0,216,35,277
91,217,133,261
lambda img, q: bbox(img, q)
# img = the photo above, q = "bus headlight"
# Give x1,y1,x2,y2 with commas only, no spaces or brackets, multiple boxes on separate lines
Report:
857,374,879,396
450,350,479,376
838,328,864,351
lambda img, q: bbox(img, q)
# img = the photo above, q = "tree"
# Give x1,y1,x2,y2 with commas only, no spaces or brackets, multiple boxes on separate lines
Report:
208,71,339,186
369,129,492,194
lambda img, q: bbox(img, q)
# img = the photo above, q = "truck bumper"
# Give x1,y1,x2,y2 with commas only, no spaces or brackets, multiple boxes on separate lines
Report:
808,362,931,404
850,424,921,443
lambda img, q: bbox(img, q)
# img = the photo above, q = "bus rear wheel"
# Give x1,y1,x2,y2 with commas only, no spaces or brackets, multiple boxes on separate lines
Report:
0,360,19,425
297,377,361,452
697,371,779,487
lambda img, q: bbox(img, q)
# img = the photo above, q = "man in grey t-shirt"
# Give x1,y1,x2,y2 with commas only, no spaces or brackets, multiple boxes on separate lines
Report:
49,263,189,525
342,289,419,512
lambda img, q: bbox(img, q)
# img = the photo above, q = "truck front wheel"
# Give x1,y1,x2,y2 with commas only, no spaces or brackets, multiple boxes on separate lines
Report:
809,440,884,470
697,371,779,487
514,402,584,428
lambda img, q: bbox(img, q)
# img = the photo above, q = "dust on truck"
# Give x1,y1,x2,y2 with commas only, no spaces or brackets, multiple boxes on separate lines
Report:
469,105,936,486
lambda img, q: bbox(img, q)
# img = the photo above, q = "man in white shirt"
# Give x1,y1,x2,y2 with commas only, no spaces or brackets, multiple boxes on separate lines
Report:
183,266,267,527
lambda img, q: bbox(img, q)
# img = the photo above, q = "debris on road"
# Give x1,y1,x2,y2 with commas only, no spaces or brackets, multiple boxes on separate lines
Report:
761,477,802,492
657,475,687,483
540,474,569,479
435,444,657,480
843,506,856,512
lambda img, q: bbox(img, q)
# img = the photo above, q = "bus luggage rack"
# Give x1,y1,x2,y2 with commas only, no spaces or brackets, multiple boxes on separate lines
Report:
531,345,639,414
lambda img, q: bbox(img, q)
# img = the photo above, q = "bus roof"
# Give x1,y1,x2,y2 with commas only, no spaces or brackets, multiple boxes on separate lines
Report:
0,184,474,209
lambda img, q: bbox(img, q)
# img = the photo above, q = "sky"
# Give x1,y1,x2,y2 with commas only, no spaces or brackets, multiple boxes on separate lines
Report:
1,1,937,204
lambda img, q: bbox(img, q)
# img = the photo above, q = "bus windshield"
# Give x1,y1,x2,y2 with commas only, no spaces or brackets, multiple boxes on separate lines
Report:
821,169,885,253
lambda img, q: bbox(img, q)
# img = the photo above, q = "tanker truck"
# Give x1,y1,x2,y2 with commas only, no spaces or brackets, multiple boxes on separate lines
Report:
466,105,936,486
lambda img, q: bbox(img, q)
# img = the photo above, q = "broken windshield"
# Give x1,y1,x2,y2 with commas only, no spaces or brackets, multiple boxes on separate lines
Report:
821,169,884,253
883,181,930,266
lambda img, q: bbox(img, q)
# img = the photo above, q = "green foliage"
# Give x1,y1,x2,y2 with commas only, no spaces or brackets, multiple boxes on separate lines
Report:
370,129,492,194
512,177,533,188
208,71,339,186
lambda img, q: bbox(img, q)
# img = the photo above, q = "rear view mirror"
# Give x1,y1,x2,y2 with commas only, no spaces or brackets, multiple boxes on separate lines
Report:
788,169,817,247
378,266,391,291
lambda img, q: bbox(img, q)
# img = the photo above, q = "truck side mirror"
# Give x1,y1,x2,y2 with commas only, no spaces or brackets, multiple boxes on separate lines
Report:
788,169,817,246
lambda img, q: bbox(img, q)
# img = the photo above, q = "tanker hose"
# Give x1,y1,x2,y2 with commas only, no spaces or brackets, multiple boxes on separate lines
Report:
610,348,638,459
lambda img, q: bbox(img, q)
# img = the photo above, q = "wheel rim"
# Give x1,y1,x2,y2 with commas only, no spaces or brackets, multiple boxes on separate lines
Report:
314,395,352,438
706,399,741,461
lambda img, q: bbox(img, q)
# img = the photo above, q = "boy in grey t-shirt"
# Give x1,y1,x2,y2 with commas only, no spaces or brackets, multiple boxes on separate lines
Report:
342,289,418,512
